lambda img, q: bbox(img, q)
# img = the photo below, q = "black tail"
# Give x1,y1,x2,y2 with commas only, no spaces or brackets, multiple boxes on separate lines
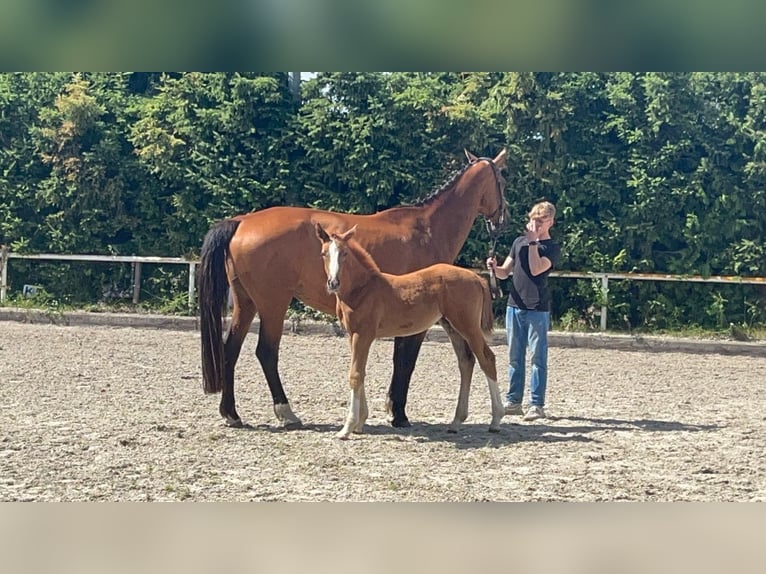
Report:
199,219,240,394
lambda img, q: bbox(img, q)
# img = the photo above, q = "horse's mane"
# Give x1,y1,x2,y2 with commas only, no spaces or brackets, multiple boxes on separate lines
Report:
406,160,472,207
345,237,381,275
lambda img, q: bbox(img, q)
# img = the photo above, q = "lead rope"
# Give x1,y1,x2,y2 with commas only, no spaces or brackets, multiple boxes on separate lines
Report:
474,156,507,301
485,219,503,300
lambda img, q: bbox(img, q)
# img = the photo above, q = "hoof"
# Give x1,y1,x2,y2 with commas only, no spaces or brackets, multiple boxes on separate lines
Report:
488,426,501,433
447,428,458,434
224,417,244,428
390,417,411,428
336,432,351,440
274,403,302,429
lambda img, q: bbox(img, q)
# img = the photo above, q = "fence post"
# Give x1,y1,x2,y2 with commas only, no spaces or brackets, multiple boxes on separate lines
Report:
600,274,609,331
132,261,142,304
0,244,8,303
188,262,196,309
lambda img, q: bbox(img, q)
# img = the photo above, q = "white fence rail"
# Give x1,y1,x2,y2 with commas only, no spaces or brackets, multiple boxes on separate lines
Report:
1,246,765,330
547,270,766,330
0,247,197,308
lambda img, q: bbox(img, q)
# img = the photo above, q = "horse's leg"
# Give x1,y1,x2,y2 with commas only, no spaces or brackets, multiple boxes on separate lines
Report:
219,283,256,427
355,382,369,434
465,335,503,433
255,303,302,429
387,332,428,428
339,332,373,439
440,319,476,433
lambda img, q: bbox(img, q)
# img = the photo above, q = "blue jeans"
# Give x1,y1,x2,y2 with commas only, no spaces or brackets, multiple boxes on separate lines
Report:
505,306,550,407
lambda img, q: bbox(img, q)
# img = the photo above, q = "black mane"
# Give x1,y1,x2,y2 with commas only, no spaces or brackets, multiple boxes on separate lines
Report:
407,161,472,207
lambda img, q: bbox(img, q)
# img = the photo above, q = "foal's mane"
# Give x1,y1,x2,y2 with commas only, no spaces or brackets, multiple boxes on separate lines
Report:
343,237,381,275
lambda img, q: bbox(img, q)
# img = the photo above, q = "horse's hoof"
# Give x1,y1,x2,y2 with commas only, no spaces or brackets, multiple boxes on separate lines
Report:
274,403,302,429
488,426,501,433
336,432,351,440
391,417,411,428
224,417,244,428
446,428,458,434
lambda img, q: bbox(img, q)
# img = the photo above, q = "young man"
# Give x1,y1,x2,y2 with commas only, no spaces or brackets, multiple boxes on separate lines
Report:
486,201,560,421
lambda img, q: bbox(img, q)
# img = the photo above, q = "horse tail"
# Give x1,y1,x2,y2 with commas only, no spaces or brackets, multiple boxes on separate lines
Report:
199,219,240,394
480,277,495,339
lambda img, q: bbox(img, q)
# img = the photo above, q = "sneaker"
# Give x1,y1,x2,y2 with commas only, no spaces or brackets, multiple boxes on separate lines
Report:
523,405,546,421
503,402,524,416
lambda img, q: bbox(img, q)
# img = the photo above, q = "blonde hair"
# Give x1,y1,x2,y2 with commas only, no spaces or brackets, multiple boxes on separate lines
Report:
529,201,556,220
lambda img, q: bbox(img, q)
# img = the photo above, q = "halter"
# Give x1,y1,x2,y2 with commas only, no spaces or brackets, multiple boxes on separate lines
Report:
472,157,508,299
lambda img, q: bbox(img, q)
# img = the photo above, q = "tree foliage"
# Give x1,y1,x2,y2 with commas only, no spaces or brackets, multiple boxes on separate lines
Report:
0,72,763,330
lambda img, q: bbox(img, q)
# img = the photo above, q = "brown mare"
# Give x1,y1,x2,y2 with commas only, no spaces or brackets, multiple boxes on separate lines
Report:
315,224,504,438
198,149,508,429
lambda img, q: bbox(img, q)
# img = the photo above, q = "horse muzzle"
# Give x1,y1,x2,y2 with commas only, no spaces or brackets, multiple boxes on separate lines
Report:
488,208,510,235
326,278,340,293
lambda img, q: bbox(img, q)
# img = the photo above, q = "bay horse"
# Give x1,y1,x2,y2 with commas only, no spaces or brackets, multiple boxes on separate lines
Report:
315,224,504,438
199,149,508,429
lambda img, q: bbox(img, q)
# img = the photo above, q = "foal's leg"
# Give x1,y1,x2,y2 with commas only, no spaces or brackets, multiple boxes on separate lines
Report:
355,383,369,434
441,319,476,433
466,337,503,432
387,332,428,428
339,332,373,439
255,301,302,429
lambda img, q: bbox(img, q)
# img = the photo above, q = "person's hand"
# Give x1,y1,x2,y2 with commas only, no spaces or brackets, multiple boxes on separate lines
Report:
525,219,540,242
486,256,497,271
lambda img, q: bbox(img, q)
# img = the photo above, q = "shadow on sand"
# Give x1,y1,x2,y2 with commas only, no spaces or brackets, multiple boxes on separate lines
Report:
225,414,722,450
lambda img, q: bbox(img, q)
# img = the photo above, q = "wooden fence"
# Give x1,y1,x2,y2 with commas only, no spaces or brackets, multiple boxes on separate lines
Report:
1,246,765,330
0,247,196,309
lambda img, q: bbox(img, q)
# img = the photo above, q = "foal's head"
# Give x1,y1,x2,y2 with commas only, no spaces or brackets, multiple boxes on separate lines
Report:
316,224,380,294
316,224,356,294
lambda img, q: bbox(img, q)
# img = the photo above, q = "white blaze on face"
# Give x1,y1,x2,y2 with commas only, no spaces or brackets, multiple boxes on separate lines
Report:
327,239,342,285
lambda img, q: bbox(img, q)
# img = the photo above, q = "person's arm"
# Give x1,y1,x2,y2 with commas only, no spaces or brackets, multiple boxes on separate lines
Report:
524,217,553,276
527,244,552,276
486,254,513,280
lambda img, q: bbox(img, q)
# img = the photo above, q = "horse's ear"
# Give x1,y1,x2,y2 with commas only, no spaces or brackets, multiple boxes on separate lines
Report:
339,225,358,241
493,148,507,169
315,223,330,243
465,149,479,163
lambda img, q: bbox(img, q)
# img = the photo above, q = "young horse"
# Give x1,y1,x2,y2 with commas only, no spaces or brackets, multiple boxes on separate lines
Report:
199,149,508,429
316,224,504,439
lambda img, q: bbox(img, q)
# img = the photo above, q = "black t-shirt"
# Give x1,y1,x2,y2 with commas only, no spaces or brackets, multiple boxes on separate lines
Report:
507,236,561,311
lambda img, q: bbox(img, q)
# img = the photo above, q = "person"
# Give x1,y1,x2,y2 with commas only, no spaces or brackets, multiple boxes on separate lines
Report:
486,201,561,421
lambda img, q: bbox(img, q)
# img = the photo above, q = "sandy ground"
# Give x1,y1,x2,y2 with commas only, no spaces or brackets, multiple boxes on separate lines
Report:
1,321,764,501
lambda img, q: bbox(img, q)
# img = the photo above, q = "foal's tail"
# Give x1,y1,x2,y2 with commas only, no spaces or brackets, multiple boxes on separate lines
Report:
481,278,495,339
198,219,241,394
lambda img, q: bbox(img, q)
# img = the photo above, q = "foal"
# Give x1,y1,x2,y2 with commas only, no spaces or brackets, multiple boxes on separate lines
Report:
316,224,504,439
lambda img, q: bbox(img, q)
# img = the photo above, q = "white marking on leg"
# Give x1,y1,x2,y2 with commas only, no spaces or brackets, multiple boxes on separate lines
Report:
337,389,359,439
274,403,302,427
354,385,368,433
487,377,503,431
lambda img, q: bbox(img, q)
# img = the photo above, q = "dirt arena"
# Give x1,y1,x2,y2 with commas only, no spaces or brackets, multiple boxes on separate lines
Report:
1,320,764,501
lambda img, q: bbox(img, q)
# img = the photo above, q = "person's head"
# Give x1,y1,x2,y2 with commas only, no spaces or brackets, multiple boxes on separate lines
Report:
528,201,556,235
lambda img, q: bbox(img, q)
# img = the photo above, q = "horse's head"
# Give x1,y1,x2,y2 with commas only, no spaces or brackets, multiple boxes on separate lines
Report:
315,224,358,294
465,148,510,235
